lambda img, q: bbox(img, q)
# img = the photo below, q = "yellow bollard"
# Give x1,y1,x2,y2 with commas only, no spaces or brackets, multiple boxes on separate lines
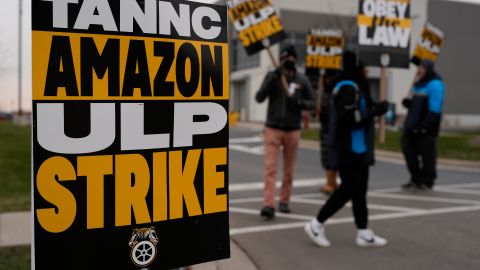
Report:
229,112,239,126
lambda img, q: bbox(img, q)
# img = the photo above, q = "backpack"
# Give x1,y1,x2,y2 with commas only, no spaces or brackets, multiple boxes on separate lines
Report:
326,80,367,167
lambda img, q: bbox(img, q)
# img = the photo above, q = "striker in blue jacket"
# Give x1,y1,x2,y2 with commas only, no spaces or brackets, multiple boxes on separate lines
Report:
401,60,445,190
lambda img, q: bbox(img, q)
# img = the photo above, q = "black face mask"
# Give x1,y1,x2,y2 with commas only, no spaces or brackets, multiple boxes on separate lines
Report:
283,60,296,71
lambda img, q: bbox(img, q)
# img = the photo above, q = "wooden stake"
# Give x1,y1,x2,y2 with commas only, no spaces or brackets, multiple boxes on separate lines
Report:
266,46,278,68
316,72,324,118
266,46,290,96
379,66,387,144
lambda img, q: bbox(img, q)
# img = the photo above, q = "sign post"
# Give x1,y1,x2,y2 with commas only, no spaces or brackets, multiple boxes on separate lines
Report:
32,1,230,269
305,29,344,118
227,0,288,94
305,29,344,74
408,23,445,96
227,0,286,57
379,55,390,143
412,23,445,65
227,0,287,68
357,0,412,143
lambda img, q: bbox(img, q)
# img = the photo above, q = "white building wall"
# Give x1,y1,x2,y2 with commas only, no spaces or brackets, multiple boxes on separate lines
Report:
228,0,479,128
272,0,357,16
390,0,428,115
230,45,281,122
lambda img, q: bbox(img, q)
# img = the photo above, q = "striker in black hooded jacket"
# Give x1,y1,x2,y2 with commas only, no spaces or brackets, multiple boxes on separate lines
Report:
327,52,388,167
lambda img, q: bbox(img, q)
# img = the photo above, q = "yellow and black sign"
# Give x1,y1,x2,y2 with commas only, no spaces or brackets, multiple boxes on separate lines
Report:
412,23,445,65
32,1,229,269
227,0,286,55
357,0,412,68
305,29,344,73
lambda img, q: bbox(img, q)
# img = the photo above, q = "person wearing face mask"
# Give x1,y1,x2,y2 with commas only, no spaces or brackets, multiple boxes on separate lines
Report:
256,45,315,219
305,51,389,248
317,69,340,194
401,60,445,191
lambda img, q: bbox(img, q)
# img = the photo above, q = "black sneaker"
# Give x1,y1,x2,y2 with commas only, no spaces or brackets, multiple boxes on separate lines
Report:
260,206,275,219
279,203,291,213
423,183,434,190
401,181,415,190
411,183,429,192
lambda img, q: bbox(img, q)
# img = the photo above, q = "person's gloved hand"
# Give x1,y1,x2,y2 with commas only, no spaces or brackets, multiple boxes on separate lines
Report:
375,101,389,115
402,98,412,108
412,128,427,135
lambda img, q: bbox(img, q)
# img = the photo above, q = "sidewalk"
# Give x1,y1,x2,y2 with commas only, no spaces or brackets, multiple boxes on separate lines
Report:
0,211,30,247
0,211,258,270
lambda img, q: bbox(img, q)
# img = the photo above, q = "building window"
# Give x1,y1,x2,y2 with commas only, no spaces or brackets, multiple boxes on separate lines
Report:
279,32,307,70
231,40,260,71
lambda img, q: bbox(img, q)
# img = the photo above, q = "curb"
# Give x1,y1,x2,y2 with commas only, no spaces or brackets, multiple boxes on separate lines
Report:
299,139,480,173
231,122,480,173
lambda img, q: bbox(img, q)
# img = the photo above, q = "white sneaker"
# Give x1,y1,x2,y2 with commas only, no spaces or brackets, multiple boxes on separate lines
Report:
304,219,331,247
356,229,387,247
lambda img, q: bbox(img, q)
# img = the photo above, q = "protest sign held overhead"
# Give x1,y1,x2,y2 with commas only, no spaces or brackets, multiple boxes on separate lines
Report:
412,23,445,65
227,0,286,55
32,0,230,269
305,29,344,75
357,0,412,68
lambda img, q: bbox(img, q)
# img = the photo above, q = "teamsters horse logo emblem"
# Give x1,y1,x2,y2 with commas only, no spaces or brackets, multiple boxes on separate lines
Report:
128,227,159,267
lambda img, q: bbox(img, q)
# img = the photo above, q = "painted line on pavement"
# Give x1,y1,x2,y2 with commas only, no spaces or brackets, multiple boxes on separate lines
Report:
433,188,480,196
229,136,263,144
229,144,264,155
230,178,326,192
230,196,423,213
230,207,312,221
365,192,480,205
294,188,480,205
371,182,480,194
290,197,424,213
230,205,480,236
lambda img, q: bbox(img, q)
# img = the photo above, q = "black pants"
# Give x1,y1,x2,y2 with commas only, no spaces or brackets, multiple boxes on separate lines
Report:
401,133,437,188
317,158,369,229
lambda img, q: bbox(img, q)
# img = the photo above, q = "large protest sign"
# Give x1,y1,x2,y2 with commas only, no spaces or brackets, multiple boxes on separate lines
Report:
227,0,286,55
305,29,344,76
32,1,229,269
412,23,445,65
357,0,412,68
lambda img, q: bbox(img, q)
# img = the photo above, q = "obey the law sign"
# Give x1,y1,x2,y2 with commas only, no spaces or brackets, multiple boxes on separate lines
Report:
358,0,411,68
32,1,230,269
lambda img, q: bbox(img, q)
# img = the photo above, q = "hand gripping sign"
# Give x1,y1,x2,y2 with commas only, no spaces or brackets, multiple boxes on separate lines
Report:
227,0,286,55
412,23,445,65
32,1,230,269
305,29,344,75
357,0,412,68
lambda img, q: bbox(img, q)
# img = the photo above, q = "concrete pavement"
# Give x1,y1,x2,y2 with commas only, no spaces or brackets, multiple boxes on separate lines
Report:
227,125,480,270
0,211,30,247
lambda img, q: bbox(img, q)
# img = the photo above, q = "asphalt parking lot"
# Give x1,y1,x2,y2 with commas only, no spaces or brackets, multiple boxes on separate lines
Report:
228,126,480,270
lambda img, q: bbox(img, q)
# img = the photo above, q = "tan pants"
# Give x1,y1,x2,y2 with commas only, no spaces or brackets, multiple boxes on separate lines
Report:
263,127,301,208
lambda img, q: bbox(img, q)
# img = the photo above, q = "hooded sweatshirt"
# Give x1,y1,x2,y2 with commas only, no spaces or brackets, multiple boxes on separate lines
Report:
326,51,385,167
404,60,445,136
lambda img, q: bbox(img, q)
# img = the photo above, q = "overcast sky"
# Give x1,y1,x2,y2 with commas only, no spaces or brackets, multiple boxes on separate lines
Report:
0,0,479,112
0,0,219,112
